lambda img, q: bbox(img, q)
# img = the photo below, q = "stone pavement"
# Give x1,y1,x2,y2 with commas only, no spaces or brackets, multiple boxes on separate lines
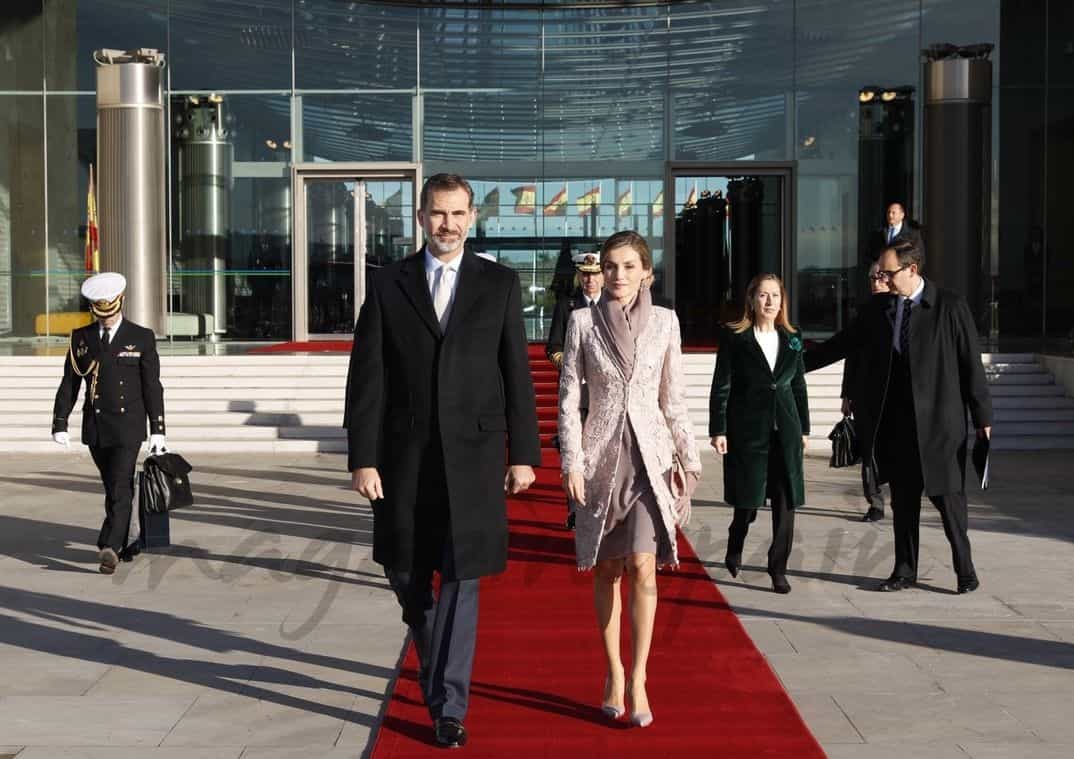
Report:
0,449,1071,757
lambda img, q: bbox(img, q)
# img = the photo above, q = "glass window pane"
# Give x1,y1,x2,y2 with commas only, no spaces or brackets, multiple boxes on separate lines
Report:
420,6,538,90
0,96,46,337
301,94,412,162
296,1,416,89
3,1,44,91
670,1,793,160
169,0,291,91
542,6,667,161
46,0,167,92
169,94,292,340
424,93,539,162
45,94,96,323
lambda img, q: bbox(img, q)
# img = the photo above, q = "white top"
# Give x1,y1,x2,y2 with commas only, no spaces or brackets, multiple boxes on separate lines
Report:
893,278,925,353
753,327,779,372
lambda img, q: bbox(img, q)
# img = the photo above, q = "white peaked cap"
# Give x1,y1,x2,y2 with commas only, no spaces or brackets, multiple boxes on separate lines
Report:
81,272,127,302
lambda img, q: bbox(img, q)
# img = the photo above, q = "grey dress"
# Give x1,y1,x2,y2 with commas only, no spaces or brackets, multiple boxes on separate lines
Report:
591,289,673,563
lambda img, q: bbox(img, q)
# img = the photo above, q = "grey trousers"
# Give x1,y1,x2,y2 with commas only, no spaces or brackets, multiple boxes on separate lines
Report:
385,545,480,722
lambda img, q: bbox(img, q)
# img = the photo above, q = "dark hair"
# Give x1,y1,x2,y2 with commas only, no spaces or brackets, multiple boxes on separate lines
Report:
887,201,906,215
888,241,924,271
420,173,474,210
600,230,652,270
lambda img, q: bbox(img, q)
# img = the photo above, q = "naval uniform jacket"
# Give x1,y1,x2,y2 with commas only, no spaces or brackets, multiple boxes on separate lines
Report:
345,249,542,580
52,320,165,448
708,326,810,508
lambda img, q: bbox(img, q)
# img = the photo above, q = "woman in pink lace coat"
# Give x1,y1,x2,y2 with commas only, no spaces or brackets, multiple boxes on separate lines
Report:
558,230,702,728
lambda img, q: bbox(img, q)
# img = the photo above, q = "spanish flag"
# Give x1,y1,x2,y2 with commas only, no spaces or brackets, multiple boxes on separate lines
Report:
685,185,698,208
478,187,500,220
511,184,537,215
652,189,663,218
84,164,100,273
577,186,601,216
616,187,632,218
543,186,568,217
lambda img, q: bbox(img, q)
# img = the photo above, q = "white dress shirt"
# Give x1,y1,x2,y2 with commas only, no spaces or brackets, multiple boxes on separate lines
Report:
887,223,903,244
893,278,925,353
99,315,122,342
754,327,779,372
425,249,463,327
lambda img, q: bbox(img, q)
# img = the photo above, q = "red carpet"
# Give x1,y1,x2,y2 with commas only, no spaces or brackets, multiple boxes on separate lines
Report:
369,346,824,757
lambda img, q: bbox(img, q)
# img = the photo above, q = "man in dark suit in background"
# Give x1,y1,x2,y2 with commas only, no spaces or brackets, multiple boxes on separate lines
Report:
871,201,923,260
806,243,992,594
346,173,541,748
52,272,166,574
545,252,603,371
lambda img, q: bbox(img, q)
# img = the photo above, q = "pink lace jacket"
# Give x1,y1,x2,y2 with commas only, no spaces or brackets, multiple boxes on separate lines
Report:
558,304,702,569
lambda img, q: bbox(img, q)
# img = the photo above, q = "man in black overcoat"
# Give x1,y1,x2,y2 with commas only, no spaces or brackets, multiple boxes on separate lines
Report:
805,243,992,594
346,174,541,749
52,272,166,574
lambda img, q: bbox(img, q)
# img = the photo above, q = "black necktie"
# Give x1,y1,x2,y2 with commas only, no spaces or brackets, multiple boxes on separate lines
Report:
899,299,912,353
101,327,110,348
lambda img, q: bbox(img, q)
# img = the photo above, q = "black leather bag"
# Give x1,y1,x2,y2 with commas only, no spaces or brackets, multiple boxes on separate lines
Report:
140,452,194,513
828,416,861,468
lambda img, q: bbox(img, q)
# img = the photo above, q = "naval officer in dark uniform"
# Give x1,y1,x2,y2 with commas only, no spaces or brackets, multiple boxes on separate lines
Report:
52,272,166,574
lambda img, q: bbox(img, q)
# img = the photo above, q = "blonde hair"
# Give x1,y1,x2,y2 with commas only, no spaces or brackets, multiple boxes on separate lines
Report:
728,273,797,334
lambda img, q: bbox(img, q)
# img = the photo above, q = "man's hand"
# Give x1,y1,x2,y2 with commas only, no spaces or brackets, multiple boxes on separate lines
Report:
562,470,585,507
505,465,536,495
802,435,809,450
52,431,70,449
710,435,728,455
977,426,991,440
352,467,384,501
149,434,167,454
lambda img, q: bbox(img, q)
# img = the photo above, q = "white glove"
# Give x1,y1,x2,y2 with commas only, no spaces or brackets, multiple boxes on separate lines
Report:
52,431,71,448
149,434,167,454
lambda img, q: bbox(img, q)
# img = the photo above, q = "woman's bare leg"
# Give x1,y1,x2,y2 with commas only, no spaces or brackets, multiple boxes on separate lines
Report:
626,551,657,718
594,558,626,711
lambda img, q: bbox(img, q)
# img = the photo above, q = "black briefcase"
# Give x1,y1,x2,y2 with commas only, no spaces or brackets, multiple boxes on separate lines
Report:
141,453,195,513
828,416,861,468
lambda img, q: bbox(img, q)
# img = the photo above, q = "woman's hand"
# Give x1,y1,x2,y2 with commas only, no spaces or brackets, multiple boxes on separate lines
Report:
710,436,728,455
562,471,586,507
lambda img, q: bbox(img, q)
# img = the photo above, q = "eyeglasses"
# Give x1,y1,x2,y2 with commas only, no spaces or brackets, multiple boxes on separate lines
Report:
875,264,910,280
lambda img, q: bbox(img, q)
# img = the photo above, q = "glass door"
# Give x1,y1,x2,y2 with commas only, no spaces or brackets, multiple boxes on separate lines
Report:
292,163,420,341
665,163,794,348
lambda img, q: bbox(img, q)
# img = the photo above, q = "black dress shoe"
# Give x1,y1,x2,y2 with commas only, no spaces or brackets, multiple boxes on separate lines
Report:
725,553,741,578
861,507,884,522
434,717,467,748
876,576,914,592
565,512,576,530
957,577,980,594
770,574,791,594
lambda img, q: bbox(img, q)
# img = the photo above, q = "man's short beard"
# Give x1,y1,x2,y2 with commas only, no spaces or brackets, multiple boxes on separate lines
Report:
428,234,466,256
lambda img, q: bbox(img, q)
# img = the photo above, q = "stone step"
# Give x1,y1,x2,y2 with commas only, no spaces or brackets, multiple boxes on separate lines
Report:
0,439,350,454
0,398,348,413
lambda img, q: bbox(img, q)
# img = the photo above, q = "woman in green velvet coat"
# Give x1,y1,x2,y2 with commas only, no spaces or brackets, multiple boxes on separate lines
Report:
708,274,810,594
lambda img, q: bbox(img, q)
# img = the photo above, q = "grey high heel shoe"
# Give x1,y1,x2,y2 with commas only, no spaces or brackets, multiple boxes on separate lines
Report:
628,680,653,727
601,676,625,719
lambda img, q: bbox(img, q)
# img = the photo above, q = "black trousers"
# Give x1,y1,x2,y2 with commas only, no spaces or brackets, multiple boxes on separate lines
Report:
89,444,140,553
879,362,975,582
383,437,479,723
727,435,796,576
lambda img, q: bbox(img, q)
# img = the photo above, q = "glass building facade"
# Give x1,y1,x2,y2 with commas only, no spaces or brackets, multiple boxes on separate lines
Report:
1,0,1071,345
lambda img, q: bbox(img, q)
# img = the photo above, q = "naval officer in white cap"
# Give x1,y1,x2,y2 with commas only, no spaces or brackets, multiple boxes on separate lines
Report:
52,272,166,574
